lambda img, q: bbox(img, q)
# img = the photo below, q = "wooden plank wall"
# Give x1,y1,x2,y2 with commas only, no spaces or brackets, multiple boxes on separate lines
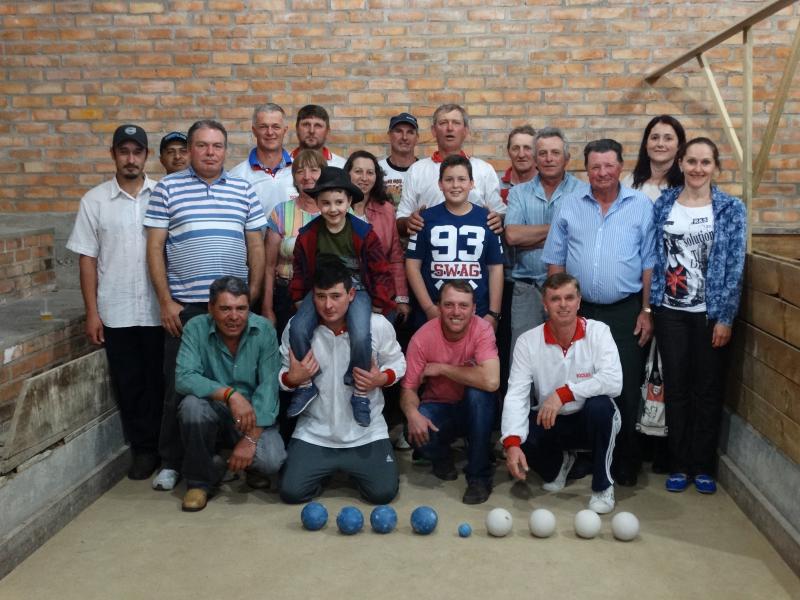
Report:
727,252,800,465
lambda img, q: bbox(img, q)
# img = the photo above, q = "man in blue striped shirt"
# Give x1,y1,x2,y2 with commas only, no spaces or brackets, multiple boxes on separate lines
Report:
542,138,656,487
144,119,267,491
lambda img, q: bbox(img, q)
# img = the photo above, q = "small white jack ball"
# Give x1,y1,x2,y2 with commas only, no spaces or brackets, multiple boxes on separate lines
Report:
529,508,556,538
611,511,640,541
574,509,602,539
486,508,513,537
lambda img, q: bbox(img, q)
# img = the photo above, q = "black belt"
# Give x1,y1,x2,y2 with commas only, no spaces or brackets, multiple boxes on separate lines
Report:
514,277,541,287
581,293,638,308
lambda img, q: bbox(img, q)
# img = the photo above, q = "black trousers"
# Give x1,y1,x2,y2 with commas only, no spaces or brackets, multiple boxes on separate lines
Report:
654,307,729,476
580,295,646,470
159,303,208,470
103,325,165,455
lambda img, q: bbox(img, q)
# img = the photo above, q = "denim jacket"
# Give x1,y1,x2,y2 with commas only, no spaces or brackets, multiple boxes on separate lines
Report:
650,186,746,326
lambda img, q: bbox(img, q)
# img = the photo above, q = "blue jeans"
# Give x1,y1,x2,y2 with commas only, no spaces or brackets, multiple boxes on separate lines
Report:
289,290,373,387
413,387,497,484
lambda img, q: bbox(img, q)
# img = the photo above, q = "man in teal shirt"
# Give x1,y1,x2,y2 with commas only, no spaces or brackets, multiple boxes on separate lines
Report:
176,276,285,512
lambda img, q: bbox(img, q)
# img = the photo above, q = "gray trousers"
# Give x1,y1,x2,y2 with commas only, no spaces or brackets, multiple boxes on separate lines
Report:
178,394,286,489
510,279,546,352
280,438,398,505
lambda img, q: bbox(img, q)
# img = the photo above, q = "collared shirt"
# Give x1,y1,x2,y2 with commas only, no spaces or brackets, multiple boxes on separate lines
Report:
66,175,160,328
505,173,586,282
229,148,294,218
542,183,656,304
175,313,280,427
279,314,406,448
290,146,346,168
501,317,622,445
143,166,267,303
499,166,514,203
396,155,506,218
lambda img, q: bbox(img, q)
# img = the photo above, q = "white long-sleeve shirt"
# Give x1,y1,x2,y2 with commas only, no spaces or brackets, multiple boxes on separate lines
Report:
279,313,406,448
396,156,506,218
501,318,622,445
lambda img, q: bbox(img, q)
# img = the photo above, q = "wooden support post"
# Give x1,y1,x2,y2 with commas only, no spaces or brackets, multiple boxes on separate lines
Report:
743,27,753,254
753,22,800,193
698,53,744,167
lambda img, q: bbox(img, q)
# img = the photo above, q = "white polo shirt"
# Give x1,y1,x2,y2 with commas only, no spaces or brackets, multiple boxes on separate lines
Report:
66,176,161,328
229,157,294,218
396,155,506,218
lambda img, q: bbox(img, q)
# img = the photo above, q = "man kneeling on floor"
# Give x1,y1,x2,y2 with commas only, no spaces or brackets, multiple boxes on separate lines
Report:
279,257,406,504
400,280,500,505
176,276,286,512
501,273,622,514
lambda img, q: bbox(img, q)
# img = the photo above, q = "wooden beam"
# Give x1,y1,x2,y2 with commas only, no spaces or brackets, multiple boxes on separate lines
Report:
645,0,797,82
698,53,744,167
743,27,754,254
753,22,800,193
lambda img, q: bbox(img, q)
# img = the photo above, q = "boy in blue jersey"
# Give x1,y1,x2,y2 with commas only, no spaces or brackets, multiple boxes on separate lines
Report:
405,155,504,330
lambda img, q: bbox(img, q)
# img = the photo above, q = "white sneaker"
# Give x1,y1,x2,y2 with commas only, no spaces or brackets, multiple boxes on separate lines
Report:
152,468,180,491
589,485,615,514
542,451,576,492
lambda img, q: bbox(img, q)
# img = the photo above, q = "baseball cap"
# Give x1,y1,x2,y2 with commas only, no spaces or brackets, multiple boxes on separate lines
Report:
388,113,418,131
160,131,188,153
112,124,148,149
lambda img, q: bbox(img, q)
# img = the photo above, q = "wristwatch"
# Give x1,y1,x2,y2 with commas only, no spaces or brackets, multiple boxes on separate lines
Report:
487,310,502,321
641,306,652,314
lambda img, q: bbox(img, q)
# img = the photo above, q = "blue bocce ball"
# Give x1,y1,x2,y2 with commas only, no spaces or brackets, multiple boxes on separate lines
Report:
458,523,472,538
370,505,398,534
300,502,328,531
336,506,364,535
410,506,438,535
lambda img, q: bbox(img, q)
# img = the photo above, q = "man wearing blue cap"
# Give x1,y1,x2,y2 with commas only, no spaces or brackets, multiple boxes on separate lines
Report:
159,131,188,175
379,113,419,206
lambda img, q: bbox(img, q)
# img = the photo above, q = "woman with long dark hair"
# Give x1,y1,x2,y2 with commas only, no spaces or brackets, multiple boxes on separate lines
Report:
624,115,687,201
650,137,746,494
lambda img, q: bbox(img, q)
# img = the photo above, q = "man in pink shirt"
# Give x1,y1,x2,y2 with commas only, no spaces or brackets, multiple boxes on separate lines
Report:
400,280,500,504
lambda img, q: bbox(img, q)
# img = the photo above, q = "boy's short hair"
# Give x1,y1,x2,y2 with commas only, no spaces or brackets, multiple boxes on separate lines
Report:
439,279,476,301
438,154,473,181
312,254,353,292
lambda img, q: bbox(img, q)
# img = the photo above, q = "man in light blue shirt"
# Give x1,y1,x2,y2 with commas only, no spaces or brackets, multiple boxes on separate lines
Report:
176,276,285,512
542,138,656,487
505,127,586,351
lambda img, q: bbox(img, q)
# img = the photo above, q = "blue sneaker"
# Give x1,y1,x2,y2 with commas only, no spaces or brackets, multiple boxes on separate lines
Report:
665,473,689,492
350,393,371,427
694,474,717,494
287,384,318,418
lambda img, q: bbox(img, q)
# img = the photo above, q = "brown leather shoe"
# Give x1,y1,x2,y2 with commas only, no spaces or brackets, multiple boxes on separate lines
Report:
182,488,208,512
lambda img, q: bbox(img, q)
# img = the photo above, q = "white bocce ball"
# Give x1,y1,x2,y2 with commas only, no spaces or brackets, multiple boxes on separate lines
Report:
574,509,602,539
611,511,640,541
486,508,514,537
529,508,556,538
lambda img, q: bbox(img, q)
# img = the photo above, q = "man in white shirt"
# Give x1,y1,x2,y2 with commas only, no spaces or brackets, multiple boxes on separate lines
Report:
66,124,164,481
291,104,346,168
501,273,623,514
278,258,406,504
229,103,294,218
379,112,419,205
396,103,505,237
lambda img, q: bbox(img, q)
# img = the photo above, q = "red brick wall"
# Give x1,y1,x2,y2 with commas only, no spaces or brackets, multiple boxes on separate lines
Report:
1,0,799,228
0,231,55,300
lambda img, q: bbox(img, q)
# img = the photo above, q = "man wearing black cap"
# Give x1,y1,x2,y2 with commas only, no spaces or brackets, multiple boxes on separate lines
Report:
159,131,188,175
66,124,165,481
379,112,419,206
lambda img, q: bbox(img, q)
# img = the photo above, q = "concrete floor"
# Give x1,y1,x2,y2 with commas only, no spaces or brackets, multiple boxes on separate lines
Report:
1,452,798,600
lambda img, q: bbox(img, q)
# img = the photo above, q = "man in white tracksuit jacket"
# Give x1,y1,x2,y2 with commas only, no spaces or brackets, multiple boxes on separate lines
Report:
501,272,623,514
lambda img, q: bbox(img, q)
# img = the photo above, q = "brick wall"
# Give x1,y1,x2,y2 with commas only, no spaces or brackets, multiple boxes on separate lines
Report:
1,0,799,228
0,229,56,300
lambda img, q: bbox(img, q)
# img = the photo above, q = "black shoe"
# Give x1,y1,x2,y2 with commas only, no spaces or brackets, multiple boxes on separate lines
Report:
431,457,458,481
128,452,159,480
613,463,639,487
462,480,492,505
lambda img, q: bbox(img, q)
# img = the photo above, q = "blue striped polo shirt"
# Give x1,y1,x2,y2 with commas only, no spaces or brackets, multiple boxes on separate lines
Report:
541,183,656,304
143,166,266,303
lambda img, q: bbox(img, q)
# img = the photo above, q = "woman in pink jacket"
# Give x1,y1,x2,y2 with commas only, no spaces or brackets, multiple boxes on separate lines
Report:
345,150,410,323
